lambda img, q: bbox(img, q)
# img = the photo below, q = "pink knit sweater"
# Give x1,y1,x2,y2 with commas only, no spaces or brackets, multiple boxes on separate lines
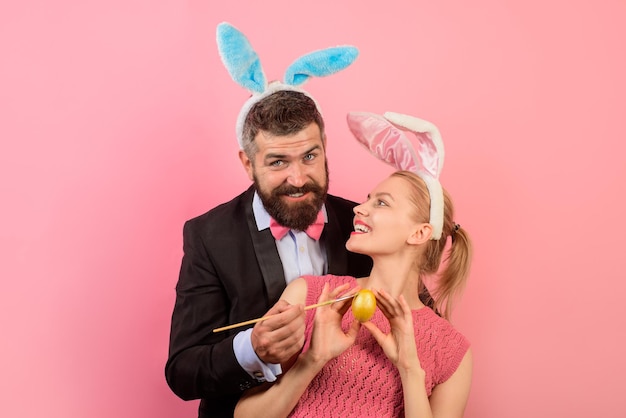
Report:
288,275,470,418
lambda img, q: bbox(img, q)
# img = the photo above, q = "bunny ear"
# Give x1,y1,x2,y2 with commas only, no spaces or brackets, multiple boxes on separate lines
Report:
346,112,445,179
346,112,420,172
216,22,267,93
347,111,446,240
218,23,359,149
284,46,359,86
383,111,445,178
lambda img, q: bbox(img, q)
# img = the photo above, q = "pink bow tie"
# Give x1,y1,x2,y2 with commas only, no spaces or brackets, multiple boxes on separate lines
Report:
269,211,325,241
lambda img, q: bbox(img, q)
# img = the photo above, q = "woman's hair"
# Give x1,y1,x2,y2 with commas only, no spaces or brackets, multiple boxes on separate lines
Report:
391,171,472,320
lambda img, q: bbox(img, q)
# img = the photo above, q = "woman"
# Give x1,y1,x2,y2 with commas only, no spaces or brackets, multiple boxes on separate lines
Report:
234,112,473,418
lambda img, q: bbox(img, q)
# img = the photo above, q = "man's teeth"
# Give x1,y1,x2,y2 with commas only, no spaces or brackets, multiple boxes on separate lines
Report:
354,224,370,233
288,192,304,197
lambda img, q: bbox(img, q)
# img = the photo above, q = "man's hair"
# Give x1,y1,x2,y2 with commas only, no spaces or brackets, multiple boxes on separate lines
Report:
241,90,326,159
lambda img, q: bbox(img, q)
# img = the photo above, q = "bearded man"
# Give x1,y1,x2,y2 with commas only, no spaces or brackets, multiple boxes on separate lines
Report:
166,90,372,418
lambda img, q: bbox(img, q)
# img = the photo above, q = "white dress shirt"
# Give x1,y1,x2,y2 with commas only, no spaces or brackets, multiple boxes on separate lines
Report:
233,192,328,382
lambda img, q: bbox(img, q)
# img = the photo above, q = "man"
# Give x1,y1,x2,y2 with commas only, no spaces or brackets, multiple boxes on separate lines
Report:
165,89,372,417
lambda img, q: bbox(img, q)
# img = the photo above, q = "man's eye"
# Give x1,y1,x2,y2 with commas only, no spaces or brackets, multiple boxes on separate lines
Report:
303,153,316,161
269,160,285,167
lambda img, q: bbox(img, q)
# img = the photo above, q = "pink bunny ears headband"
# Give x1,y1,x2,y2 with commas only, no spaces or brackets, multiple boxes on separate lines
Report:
216,22,359,148
347,112,446,240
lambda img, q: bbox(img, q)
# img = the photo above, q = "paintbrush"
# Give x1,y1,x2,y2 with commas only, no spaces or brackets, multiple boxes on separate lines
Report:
212,293,356,333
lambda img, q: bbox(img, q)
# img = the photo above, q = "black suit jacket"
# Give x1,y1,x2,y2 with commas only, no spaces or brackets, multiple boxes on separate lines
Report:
165,186,372,417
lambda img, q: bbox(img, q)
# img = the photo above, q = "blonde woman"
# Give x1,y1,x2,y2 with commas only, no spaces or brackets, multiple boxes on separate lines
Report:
235,112,473,418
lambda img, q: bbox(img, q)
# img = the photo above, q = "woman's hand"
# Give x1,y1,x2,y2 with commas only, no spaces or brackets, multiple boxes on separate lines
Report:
362,289,423,375
304,283,360,365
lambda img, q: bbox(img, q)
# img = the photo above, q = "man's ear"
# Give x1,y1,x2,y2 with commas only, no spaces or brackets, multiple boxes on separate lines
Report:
407,223,433,245
238,150,254,181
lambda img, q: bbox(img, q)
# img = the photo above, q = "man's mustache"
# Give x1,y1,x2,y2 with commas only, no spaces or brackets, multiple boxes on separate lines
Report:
272,182,323,196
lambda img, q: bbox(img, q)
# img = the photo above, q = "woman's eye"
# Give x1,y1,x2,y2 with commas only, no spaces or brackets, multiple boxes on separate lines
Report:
376,199,387,207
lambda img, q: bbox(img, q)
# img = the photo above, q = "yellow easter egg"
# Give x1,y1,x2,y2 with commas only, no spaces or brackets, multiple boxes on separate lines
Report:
351,289,377,322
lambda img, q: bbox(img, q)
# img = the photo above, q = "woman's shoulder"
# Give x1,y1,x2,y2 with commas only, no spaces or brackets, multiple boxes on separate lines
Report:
415,308,470,347
300,274,357,287
299,274,357,305
415,309,471,384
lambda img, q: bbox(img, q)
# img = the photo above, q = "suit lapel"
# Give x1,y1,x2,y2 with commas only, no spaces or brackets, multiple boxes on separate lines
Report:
244,188,286,304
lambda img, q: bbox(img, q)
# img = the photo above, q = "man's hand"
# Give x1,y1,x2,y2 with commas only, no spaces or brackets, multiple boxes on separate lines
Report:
251,300,305,364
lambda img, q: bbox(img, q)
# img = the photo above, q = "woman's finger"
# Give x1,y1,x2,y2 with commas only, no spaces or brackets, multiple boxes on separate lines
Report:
317,282,330,304
361,321,386,345
374,289,403,318
397,294,413,319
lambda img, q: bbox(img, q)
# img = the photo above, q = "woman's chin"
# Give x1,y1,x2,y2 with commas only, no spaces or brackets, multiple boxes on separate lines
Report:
345,238,365,255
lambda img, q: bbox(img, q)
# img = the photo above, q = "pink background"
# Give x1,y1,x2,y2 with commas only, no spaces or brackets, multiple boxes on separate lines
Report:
2,1,625,417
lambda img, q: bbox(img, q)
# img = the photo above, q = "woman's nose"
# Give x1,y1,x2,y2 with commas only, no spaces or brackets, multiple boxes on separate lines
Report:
353,202,367,216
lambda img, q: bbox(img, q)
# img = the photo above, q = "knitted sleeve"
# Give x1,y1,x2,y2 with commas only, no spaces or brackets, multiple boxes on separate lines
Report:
416,309,470,386
438,326,470,384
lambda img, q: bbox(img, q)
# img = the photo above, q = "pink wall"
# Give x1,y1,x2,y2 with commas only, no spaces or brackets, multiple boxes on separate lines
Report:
2,1,625,417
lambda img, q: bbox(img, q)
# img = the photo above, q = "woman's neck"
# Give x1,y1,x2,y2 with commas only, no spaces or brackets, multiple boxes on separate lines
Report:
358,255,425,310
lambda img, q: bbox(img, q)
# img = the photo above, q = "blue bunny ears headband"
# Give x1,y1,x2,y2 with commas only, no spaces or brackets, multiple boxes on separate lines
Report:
347,112,446,240
216,22,359,148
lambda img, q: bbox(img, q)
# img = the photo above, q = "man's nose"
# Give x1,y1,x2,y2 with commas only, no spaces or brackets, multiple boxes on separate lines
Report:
286,163,307,187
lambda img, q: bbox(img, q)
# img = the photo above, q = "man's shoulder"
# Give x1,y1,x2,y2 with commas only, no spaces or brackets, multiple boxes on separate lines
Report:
185,187,253,230
326,193,359,210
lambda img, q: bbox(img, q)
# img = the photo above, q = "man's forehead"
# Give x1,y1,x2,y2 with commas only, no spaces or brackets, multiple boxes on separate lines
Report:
259,141,324,159
256,128,325,157
257,122,321,140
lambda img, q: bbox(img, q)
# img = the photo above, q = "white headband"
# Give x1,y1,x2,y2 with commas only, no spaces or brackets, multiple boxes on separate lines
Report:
216,22,359,149
347,111,446,240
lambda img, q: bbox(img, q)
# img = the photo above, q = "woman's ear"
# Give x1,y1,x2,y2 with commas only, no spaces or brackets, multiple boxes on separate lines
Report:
407,223,433,245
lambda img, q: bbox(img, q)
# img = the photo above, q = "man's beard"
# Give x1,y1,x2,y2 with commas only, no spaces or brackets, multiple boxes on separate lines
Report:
255,166,329,231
